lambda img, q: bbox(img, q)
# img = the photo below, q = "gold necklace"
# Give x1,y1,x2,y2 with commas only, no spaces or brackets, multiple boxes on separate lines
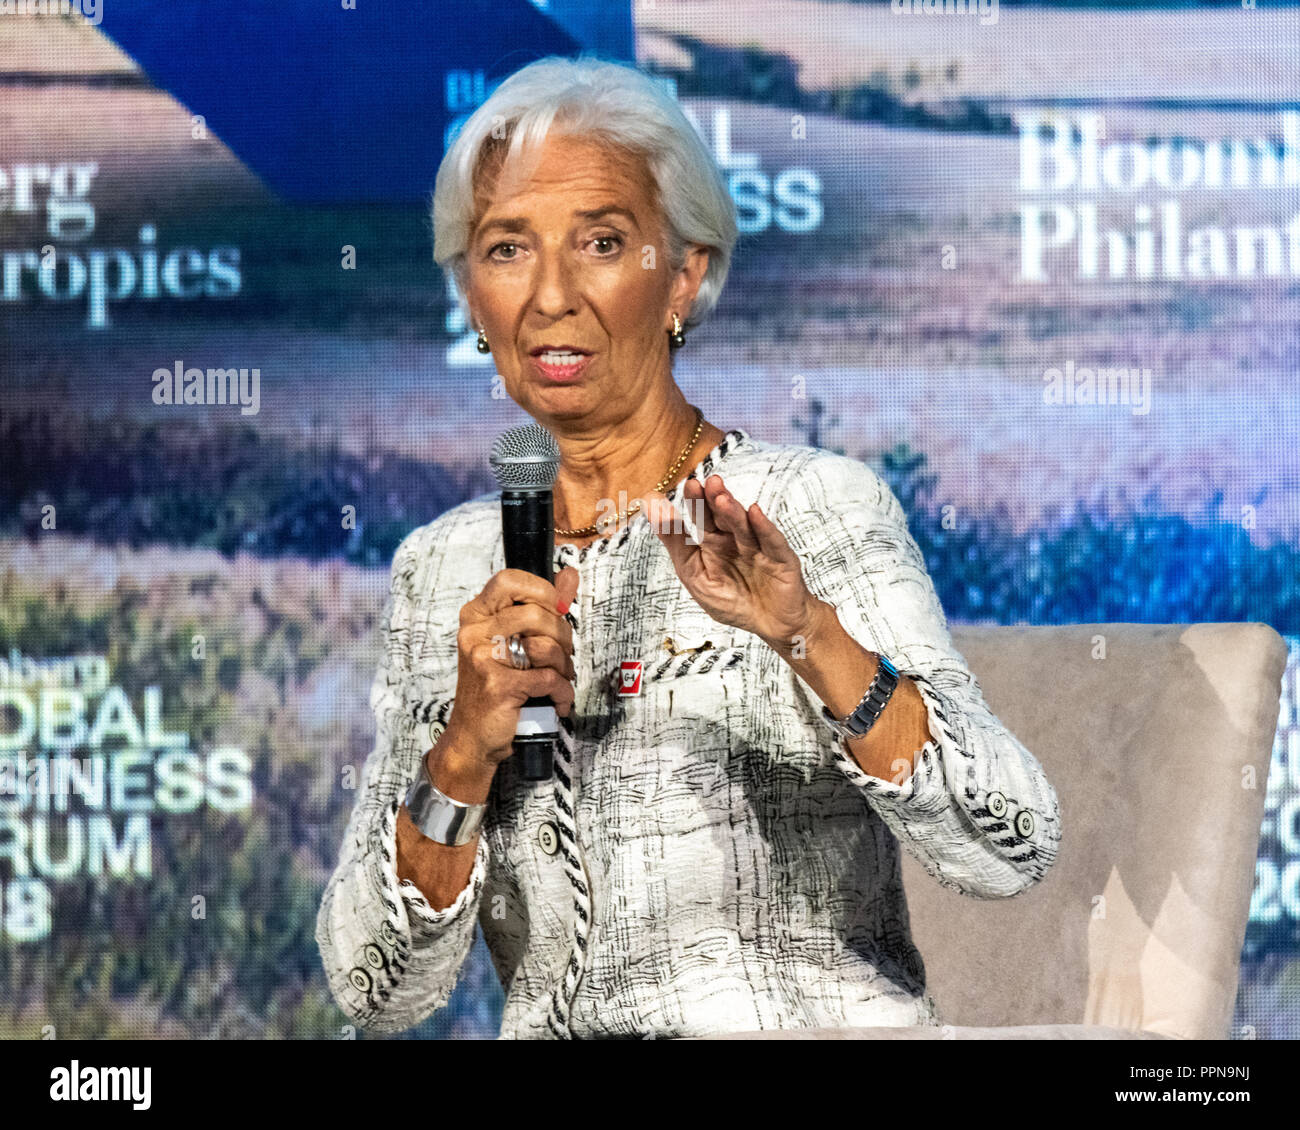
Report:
555,406,705,537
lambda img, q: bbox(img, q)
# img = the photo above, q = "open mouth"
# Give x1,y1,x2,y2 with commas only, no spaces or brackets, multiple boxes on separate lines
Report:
530,348,593,382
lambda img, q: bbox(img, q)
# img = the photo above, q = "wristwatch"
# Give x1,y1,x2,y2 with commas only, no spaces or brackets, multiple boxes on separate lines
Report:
820,653,900,740
404,755,488,846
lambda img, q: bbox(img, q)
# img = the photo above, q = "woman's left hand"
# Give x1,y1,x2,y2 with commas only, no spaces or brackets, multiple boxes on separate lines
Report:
644,475,822,651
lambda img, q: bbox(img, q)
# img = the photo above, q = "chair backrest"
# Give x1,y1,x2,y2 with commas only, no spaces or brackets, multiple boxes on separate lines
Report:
902,622,1287,1039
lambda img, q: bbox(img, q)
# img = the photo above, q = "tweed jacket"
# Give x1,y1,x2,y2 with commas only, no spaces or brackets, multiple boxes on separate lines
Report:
315,428,1062,1038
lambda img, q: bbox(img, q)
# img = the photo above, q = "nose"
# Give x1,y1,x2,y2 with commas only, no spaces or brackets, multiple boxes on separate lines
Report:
530,242,580,321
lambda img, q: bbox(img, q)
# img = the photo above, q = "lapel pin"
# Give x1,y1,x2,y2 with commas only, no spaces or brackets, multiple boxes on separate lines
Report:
617,660,643,696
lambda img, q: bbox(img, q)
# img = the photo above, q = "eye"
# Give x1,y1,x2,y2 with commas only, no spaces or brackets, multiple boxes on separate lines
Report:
487,241,520,261
590,234,624,256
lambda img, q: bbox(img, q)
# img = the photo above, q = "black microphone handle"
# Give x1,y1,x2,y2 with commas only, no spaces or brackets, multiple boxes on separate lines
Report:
500,488,557,781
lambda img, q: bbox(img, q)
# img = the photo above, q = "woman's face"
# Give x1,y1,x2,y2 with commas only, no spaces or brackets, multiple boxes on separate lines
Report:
463,132,708,431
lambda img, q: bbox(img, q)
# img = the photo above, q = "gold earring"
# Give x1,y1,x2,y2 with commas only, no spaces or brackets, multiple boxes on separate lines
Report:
476,327,490,354
669,312,685,349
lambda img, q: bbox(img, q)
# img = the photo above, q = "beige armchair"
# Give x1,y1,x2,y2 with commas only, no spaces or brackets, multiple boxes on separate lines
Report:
696,623,1287,1040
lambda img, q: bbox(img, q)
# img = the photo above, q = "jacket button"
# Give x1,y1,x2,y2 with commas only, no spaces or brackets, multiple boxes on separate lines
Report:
1014,809,1035,839
986,791,1007,819
363,943,386,970
538,821,559,855
348,967,372,993
380,921,398,946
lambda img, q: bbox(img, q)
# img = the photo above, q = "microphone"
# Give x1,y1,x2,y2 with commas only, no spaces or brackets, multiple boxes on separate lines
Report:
489,423,563,782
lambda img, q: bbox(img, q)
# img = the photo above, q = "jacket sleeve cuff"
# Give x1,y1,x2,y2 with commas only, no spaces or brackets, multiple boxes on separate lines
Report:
827,670,955,819
372,794,489,945
397,829,490,942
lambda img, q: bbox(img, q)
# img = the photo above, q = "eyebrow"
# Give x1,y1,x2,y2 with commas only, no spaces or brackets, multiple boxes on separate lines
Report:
575,206,639,227
477,205,640,238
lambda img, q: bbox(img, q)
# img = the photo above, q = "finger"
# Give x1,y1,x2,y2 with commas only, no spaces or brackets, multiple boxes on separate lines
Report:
492,601,574,655
644,489,697,571
680,477,721,540
747,499,801,565
532,635,576,680
674,477,740,556
554,565,580,613
473,568,562,618
704,475,759,553
482,633,575,679
484,661,574,715
518,666,576,715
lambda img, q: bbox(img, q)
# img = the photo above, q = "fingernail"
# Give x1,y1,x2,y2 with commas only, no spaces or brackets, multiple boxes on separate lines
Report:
557,599,570,615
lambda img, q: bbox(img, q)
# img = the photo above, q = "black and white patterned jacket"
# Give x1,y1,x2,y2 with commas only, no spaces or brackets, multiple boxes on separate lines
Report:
315,428,1061,1038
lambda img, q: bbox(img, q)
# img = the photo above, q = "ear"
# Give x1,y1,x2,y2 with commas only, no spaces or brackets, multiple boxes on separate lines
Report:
460,272,479,330
668,245,711,328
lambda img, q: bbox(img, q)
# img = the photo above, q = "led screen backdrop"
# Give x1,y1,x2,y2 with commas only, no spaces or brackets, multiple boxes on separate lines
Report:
0,0,1297,1039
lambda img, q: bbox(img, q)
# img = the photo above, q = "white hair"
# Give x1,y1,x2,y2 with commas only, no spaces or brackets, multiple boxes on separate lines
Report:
432,54,738,332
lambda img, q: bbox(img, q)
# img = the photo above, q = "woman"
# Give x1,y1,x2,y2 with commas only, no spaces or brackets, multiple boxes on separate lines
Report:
316,55,1061,1039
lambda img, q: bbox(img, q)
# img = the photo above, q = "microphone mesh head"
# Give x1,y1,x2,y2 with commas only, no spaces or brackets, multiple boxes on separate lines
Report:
489,423,561,490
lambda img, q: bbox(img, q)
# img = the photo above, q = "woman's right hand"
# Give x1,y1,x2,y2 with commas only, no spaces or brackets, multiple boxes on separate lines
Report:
439,566,581,781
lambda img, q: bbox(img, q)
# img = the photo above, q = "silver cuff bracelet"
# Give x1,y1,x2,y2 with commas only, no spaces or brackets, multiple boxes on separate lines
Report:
404,759,487,846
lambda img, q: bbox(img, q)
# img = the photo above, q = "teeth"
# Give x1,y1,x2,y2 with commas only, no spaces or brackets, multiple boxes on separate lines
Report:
539,351,585,363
